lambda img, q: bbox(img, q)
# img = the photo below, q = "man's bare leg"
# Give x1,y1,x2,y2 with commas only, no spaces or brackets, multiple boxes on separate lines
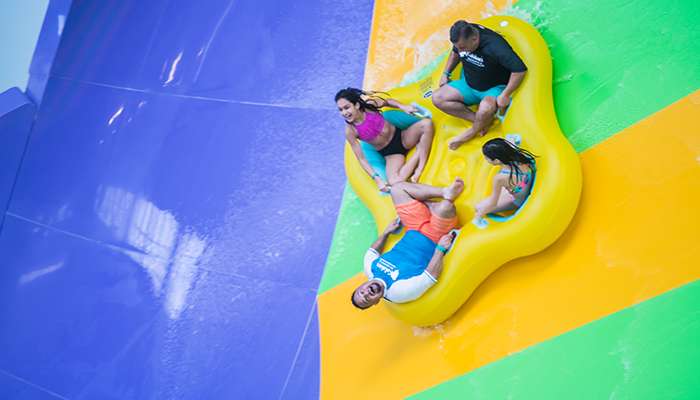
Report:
390,178,465,206
429,198,458,219
432,85,475,122
447,96,498,150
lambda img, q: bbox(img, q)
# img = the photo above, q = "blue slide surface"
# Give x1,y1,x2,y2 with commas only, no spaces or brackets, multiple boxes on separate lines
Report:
0,1,373,398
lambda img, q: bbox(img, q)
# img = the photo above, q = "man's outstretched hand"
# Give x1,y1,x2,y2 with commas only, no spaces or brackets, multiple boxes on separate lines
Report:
437,231,456,250
384,218,402,235
496,93,511,116
439,74,451,87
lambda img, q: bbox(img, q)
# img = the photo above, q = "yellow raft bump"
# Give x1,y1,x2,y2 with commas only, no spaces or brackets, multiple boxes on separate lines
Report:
344,16,582,326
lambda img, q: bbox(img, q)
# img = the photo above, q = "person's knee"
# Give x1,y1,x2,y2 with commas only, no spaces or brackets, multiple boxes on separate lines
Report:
431,92,443,108
431,88,448,109
477,97,497,116
389,181,411,204
435,199,456,218
391,180,408,191
419,119,434,135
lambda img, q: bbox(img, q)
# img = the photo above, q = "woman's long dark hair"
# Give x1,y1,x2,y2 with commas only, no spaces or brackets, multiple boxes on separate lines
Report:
334,87,388,114
482,138,537,186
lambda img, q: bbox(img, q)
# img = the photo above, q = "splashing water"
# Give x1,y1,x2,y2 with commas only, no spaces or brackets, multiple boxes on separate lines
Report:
482,0,551,31
399,1,553,87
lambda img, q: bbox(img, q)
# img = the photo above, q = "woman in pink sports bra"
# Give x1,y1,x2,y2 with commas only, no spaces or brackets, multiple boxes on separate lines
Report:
335,88,434,192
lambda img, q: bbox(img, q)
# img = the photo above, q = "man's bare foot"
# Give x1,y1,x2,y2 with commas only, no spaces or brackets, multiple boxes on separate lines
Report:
448,130,475,150
479,115,498,135
443,177,465,201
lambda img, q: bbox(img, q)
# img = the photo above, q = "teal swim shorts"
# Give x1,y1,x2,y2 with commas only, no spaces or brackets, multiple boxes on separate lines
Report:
448,70,505,105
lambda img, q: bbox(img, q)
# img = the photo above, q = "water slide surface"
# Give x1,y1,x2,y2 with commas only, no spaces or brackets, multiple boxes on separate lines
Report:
0,0,698,399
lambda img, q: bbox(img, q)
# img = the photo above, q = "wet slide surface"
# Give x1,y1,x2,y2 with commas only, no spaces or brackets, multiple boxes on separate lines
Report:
0,1,373,399
1,0,698,399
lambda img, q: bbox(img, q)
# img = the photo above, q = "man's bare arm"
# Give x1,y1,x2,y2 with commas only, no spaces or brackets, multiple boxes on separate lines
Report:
425,232,456,279
370,219,402,253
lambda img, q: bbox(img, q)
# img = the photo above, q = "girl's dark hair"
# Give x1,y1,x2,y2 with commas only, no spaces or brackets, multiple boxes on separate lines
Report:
482,138,537,186
334,87,386,114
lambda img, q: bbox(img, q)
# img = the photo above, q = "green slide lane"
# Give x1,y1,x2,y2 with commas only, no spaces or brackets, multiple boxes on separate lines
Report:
318,0,700,294
513,0,700,151
409,280,700,399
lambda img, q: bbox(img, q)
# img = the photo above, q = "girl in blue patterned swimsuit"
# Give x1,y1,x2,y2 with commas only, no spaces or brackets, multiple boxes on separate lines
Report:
474,138,536,219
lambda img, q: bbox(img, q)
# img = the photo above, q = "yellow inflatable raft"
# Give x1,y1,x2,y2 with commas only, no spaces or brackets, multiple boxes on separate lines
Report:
344,16,582,326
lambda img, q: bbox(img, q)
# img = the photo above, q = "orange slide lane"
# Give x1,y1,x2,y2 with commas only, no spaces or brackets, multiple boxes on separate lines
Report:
319,91,700,399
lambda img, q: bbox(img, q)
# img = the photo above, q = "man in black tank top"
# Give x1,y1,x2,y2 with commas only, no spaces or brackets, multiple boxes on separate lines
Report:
431,20,527,150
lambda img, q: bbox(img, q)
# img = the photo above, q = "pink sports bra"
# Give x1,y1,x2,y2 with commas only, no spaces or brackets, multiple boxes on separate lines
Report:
353,111,385,142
